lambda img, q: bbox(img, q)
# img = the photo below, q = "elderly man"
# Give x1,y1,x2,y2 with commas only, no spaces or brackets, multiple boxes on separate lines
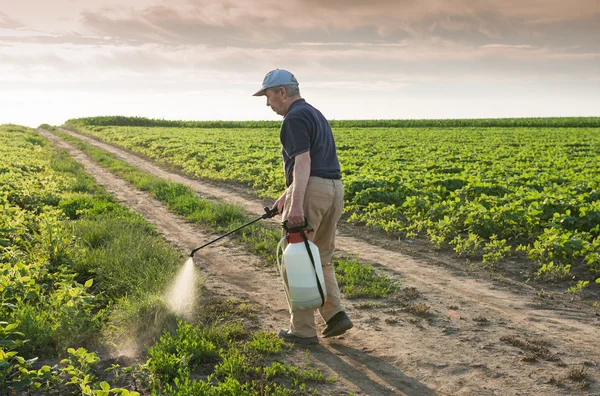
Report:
253,69,353,345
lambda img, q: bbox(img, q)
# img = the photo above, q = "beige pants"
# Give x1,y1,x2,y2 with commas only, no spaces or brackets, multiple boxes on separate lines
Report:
282,176,344,337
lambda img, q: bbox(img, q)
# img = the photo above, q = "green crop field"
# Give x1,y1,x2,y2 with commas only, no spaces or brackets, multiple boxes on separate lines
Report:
0,125,333,394
65,117,600,279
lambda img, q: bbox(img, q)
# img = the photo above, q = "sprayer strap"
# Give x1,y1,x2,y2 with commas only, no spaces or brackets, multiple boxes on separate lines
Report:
301,232,326,308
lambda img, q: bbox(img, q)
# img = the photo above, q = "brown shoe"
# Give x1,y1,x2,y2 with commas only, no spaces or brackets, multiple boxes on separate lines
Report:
322,311,353,338
278,329,319,345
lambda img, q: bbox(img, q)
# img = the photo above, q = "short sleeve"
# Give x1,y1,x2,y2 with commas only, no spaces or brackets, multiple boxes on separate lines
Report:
280,115,311,158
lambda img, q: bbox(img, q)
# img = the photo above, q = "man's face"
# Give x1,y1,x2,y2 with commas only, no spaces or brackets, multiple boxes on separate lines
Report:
265,88,287,116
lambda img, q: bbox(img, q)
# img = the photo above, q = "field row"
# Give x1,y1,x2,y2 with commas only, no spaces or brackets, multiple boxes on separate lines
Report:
64,121,600,280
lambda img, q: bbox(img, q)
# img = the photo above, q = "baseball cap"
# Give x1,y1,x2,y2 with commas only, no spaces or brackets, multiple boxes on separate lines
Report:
252,69,299,96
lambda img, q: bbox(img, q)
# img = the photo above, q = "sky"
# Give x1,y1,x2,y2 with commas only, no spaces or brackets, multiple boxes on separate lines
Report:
1,0,599,127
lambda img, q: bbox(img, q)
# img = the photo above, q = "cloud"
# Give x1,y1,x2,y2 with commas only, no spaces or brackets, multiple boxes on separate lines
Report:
1,0,598,104
0,11,22,29
2,0,599,52
480,44,536,50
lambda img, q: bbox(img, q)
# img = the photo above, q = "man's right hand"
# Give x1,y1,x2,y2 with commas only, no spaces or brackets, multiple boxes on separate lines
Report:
273,192,286,215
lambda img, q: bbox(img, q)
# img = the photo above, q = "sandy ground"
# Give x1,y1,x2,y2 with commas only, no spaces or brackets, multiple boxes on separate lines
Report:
37,127,600,395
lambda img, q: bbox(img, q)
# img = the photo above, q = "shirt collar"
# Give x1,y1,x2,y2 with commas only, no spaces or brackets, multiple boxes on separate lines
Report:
286,98,305,115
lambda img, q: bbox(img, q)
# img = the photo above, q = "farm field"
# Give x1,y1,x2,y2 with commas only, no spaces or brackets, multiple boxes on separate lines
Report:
4,119,600,395
65,117,600,284
43,121,600,395
0,125,344,394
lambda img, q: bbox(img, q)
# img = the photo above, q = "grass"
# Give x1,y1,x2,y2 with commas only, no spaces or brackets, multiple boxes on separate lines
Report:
333,255,401,298
139,296,326,395
74,215,184,299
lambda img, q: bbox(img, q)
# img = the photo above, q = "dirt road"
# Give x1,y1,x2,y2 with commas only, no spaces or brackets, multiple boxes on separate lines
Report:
38,127,600,395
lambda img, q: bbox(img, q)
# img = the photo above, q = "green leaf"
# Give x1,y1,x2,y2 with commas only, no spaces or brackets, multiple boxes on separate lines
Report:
85,279,94,288
596,278,600,284
100,381,110,391
86,353,98,364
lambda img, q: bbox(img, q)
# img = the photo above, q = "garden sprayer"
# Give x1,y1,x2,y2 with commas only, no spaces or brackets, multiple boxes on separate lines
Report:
189,206,326,314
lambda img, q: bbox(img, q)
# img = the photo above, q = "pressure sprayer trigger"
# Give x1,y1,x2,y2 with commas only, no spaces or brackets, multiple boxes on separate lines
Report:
189,206,279,257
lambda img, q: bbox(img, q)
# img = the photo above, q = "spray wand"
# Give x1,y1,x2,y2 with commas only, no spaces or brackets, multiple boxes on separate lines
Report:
189,206,279,257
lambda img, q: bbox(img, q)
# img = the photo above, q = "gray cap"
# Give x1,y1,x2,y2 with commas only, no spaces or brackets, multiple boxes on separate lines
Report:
252,69,299,96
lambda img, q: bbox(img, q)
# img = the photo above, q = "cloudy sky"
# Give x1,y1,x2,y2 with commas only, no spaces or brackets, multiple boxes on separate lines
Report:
1,0,599,126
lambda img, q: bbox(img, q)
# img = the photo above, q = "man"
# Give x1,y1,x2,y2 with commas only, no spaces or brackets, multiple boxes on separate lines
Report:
253,69,353,345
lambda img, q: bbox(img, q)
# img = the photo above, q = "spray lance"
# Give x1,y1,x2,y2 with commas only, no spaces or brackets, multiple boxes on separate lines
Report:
171,207,278,318
189,206,279,257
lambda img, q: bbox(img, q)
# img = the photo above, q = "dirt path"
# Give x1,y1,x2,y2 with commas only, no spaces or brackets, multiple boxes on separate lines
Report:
41,127,600,395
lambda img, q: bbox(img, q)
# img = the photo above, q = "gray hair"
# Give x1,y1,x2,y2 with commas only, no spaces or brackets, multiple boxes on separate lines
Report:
269,85,300,97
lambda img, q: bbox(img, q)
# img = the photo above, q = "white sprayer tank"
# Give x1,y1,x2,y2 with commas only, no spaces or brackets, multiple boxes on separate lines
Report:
277,234,327,312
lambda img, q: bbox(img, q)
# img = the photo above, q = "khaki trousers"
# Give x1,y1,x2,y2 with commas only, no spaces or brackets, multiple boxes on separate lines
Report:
282,176,344,337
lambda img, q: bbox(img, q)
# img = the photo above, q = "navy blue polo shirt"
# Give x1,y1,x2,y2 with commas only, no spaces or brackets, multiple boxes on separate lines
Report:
280,99,342,187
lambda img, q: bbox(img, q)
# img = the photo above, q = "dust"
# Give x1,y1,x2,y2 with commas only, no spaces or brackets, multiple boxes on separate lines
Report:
166,257,198,319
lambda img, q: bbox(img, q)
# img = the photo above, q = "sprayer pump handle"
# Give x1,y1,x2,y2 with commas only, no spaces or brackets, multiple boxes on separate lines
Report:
282,218,309,232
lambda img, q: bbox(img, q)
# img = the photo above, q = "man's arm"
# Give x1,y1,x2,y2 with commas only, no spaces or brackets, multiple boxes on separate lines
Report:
286,151,311,226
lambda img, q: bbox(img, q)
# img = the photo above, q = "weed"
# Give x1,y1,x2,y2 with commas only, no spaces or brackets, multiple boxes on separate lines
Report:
366,315,380,324
520,354,537,362
405,303,431,317
147,320,220,382
248,332,284,354
195,295,259,325
566,280,589,294
548,375,563,386
567,366,588,382
355,302,375,310
472,316,489,324
500,335,560,362
402,287,421,299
